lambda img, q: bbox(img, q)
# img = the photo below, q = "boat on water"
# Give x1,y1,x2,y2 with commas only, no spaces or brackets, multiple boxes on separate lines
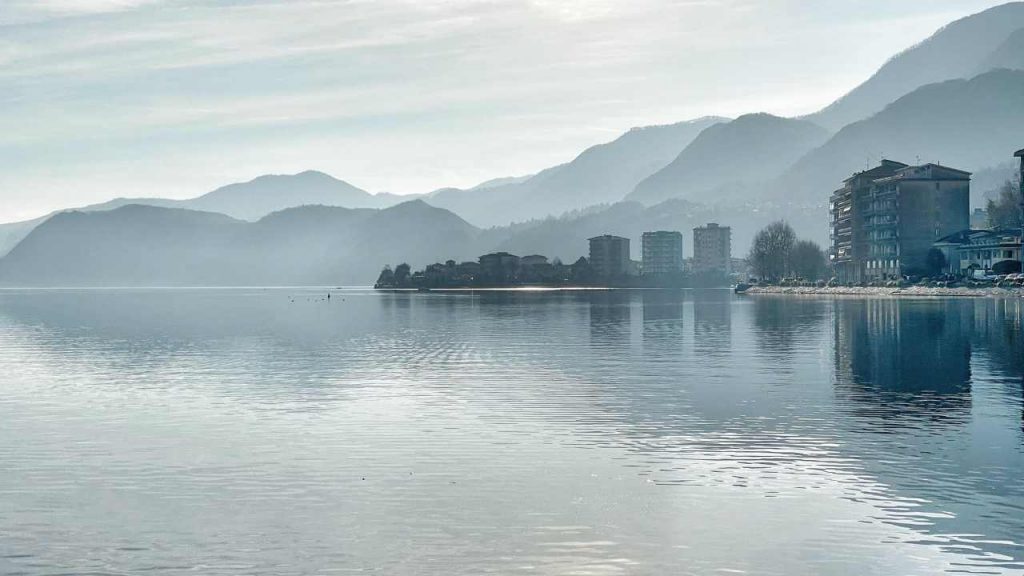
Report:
733,283,751,294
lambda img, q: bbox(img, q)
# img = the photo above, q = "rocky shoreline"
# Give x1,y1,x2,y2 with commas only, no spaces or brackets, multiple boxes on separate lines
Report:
742,285,1024,298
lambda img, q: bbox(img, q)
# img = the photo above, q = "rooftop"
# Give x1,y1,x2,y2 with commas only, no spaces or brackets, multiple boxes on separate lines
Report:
842,159,909,184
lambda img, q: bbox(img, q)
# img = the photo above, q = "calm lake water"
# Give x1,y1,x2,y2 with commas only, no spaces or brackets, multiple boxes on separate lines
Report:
1,288,1023,575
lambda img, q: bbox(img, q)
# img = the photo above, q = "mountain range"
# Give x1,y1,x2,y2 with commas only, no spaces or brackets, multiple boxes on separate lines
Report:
777,68,1024,207
805,1,1024,130
423,116,727,227
2,2,1023,286
0,201,479,286
627,114,830,206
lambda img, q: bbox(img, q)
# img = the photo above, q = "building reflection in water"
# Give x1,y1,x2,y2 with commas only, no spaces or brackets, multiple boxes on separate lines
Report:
833,299,972,424
692,289,731,356
751,296,829,360
640,290,685,349
966,298,1024,433
588,290,633,350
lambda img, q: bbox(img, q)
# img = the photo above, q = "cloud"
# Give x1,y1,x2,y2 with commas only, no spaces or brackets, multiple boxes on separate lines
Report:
20,0,163,13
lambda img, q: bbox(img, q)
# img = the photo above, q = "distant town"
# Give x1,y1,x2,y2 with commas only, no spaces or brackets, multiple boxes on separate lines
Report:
375,224,738,289
378,147,1024,290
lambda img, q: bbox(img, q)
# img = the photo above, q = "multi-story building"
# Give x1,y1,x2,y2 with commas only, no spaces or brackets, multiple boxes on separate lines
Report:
1016,148,1024,271
692,223,731,275
588,235,631,278
830,161,970,281
641,231,683,276
933,228,1023,276
478,252,520,283
829,160,908,283
520,255,549,269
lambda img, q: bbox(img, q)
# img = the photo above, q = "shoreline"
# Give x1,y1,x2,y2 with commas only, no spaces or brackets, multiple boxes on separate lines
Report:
742,285,1024,298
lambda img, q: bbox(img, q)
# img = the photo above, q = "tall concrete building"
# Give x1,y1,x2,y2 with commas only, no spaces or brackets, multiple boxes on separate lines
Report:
588,235,631,278
1016,148,1024,271
830,161,970,281
641,231,683,276
693,223,731,275
830,160,909,283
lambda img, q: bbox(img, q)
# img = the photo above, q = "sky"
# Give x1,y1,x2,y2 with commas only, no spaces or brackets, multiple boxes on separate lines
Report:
0,0,1011,223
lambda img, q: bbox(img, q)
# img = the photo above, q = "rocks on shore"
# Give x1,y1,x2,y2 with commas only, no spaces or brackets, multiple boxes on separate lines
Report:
744,285,1024,298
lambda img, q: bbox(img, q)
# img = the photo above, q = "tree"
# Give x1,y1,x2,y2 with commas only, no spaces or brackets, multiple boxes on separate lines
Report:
925,248,947,277
749,221,796,281
394,263,411,287
986,177,1022,229
375,265,395,288
791,240,827,281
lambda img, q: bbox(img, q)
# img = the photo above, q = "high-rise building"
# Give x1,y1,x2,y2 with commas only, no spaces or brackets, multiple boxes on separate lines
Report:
1016,148,1024,271
693,223,731,275
829,160,908,284
588,235,630,278
829,161,970,281
641,231,683,276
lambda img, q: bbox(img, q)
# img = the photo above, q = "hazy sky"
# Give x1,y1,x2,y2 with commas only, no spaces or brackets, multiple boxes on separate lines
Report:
0,0,1009,222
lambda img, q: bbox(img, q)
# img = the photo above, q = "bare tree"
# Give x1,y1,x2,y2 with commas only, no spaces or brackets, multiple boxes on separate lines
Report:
986,177,1022,229
790,239,827,281
749,221,796,281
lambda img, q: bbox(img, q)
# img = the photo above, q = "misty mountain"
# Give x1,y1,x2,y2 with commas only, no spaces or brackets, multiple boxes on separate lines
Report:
0,170,399,257
626,114,830,206
183,170,392,219
808,2,1024,130
0,201,479,287
778,68,1024,207
424,117,728,227
978,27,1024,72
972,162,1020,205
487,198,824,265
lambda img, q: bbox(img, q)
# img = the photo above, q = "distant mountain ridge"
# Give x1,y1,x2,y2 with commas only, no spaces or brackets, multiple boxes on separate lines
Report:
979,28,1024,72
777,68,1024,208
424,117,728,227
627,114,830,206
0,170,396,257
183,170,391,219
0,201,479,286
807,2,1024,130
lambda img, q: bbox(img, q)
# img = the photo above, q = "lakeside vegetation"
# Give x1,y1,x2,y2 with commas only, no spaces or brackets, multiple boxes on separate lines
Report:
374,257,731,290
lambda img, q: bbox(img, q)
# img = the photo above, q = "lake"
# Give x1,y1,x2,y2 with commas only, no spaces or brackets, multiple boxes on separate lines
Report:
1,288,1022,575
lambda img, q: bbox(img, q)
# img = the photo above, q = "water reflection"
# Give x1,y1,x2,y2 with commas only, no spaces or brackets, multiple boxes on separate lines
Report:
833,299,972,424
750,296,829,359
588,290,632,348
640,290,684,350
692,289,731,356
1,289,1023,575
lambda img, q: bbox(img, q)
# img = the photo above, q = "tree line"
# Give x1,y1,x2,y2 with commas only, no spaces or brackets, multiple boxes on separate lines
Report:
748,220,827,282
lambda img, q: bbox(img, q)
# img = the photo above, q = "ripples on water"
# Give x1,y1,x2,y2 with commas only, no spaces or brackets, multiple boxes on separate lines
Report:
0,288,1022,575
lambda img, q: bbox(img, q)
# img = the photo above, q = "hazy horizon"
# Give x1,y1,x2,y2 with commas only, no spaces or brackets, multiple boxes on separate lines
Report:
0,0,1011,223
